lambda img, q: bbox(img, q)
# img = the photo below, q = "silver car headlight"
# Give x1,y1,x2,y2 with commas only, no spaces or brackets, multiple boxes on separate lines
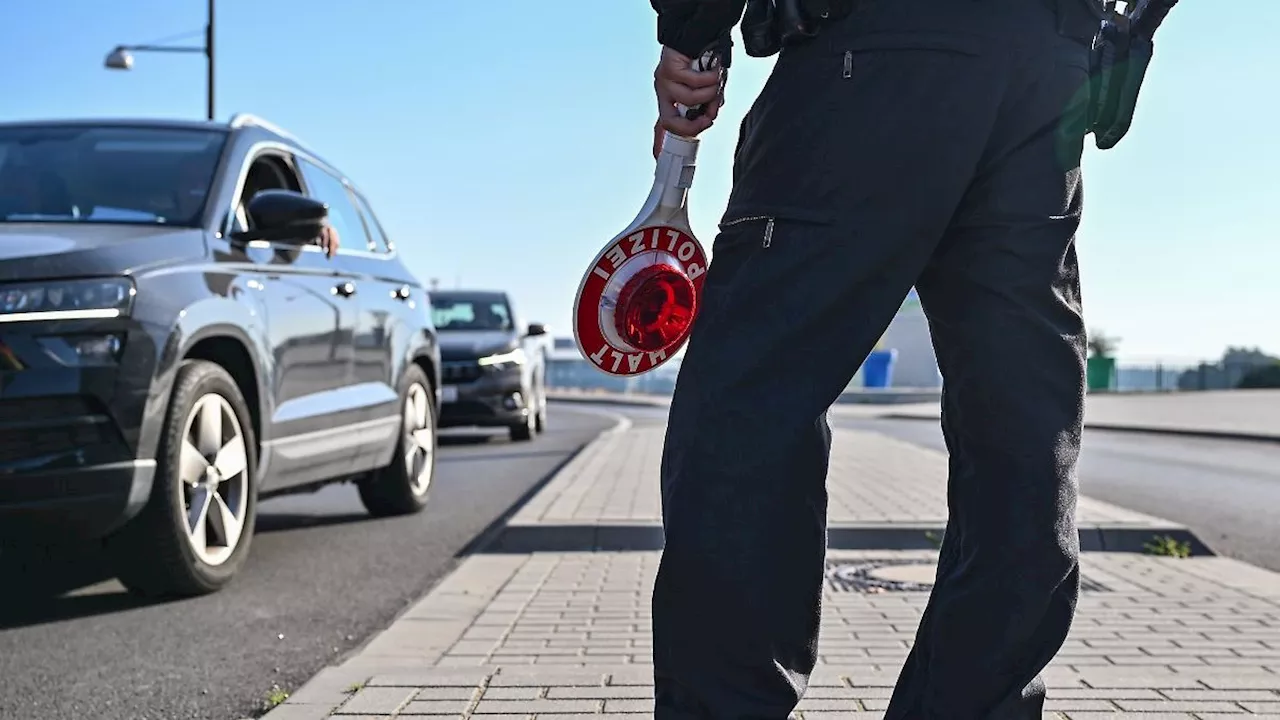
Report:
478,347,526,371
0,277,136,323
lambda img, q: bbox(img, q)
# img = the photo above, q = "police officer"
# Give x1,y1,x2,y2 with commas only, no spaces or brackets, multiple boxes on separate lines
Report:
647,0,1113,717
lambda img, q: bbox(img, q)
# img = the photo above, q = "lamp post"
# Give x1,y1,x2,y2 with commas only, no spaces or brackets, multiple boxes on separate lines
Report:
104,0,216,121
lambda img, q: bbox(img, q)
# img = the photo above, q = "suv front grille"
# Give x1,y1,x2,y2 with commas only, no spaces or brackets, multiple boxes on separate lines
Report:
441,361,483,384
0,397,97,425
0,396,124,468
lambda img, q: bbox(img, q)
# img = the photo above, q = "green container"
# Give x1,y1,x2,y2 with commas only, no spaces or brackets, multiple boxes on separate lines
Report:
1086,355,1116,391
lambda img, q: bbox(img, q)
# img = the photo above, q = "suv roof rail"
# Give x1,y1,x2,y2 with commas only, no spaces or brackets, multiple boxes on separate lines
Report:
227,113,310,148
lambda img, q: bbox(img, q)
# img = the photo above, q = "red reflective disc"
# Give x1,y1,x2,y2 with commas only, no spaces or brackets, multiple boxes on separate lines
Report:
573,225,709,377
613,265,696,353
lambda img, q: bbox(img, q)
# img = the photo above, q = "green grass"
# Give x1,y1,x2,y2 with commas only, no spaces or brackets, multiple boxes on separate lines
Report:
262,685,289,711
1144,535,1192,559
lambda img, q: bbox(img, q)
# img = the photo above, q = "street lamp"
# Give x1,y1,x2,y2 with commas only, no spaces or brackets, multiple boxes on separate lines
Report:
104,0,216,121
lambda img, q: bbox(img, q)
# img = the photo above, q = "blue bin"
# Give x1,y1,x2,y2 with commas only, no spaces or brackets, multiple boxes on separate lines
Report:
861,349,898,389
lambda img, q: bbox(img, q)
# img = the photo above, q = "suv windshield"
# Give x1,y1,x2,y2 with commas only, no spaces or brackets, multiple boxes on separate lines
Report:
429,293,514,331
0,125,227,226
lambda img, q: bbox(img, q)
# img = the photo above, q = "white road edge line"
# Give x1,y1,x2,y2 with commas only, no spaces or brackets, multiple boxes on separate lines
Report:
548,401,634,436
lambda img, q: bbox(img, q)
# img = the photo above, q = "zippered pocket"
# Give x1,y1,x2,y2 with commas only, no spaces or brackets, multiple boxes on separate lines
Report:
720,214,776,248
833,32,987,81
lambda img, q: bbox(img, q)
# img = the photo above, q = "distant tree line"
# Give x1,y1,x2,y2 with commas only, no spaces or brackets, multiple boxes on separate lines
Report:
1178,347,1280,390
1239,363,1280,388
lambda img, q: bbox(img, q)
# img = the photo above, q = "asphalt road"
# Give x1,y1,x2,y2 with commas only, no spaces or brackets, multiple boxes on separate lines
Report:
592,402,1280,573
0,406,616,720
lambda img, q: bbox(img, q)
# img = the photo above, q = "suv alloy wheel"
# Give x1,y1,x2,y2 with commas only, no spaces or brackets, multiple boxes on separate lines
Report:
105,360,259,597
358,364,437,516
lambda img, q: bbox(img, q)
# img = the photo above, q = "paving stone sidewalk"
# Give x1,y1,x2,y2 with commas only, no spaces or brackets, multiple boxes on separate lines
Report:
548,389,1280,442
490,424,1201,554
265,549,1280,719
262,423,1280,719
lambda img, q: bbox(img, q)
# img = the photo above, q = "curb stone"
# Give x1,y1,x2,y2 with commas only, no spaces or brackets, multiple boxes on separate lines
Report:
879,413,1280,445
490,422,1215,558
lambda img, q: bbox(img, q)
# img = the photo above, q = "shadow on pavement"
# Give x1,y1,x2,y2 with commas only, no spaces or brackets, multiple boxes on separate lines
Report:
437,448,568,464
255,511,371,534
0,428,513,629
0,543,165,629
438,431,503,446
0,588,166,630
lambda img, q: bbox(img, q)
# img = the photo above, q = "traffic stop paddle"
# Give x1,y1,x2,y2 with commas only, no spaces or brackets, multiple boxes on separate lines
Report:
572,49,722,378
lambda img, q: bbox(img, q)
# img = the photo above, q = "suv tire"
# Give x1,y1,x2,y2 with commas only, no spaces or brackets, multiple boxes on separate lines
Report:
106,359,259,598
533,374,548,434
359,364,437,517
509,401,536,442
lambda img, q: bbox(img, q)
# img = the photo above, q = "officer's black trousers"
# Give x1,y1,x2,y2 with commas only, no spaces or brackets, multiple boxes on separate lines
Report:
653,0,1097,717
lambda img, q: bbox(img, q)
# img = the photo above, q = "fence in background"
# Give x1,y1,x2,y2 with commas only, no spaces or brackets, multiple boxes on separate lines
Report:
1103,350,1280,392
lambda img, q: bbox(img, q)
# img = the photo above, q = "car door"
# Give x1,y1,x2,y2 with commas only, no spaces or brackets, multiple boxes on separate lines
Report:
339,185,424,472
295,159,401,467
222,150,361,491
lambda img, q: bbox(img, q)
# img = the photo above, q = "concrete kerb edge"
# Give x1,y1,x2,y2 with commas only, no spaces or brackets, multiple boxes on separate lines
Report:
485,521,1215,556
547,391,947,407
490,407,1217,557
1078,422,1280,445
878,412,1280,444
260,408,632,719
451,407,633,558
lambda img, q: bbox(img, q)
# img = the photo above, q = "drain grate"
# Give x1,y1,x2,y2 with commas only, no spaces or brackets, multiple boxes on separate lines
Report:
825,559,1109,593
826,559,935,593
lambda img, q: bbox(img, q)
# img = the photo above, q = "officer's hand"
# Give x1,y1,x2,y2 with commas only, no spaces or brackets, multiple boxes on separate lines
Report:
654,46,723,152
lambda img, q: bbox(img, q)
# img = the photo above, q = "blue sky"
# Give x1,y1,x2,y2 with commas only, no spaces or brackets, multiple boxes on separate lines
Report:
2,0,1274,365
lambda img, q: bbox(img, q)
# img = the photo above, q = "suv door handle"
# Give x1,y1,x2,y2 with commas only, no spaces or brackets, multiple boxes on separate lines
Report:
332,281,357,298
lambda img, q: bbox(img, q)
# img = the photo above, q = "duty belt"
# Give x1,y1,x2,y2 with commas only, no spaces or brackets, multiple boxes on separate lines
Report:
737,0,1180,151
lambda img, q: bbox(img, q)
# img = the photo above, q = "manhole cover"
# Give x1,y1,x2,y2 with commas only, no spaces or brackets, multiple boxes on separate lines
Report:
826,559,936,593
868,563,937,586
825,559,1109,593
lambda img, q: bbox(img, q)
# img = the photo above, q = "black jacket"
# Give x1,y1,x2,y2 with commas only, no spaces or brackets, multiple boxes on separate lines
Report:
650,0,1107,60
649,0,747,59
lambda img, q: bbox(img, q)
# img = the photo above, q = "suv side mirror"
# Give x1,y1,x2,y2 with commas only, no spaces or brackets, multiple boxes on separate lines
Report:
234,190,328,244
527,322,547,337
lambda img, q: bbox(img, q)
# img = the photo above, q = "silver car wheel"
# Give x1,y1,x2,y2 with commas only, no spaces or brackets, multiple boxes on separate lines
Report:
178,394,249,567
403,383,435,496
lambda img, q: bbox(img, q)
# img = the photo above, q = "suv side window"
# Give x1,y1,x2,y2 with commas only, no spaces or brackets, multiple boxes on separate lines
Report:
298,159,372,252
231,153,303,235
350,190,393,254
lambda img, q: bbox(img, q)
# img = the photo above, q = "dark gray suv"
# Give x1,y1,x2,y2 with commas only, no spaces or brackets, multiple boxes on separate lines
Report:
0,115,441,598
429,290,549,441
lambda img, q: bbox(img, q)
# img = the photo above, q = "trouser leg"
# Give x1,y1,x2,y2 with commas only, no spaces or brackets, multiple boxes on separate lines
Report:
883,13,1094,720
653,216,915,719
651,15,1012,716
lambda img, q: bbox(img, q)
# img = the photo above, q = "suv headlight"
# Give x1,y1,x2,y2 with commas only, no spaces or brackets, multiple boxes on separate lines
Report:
0,278,136,323
478,347,526,372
